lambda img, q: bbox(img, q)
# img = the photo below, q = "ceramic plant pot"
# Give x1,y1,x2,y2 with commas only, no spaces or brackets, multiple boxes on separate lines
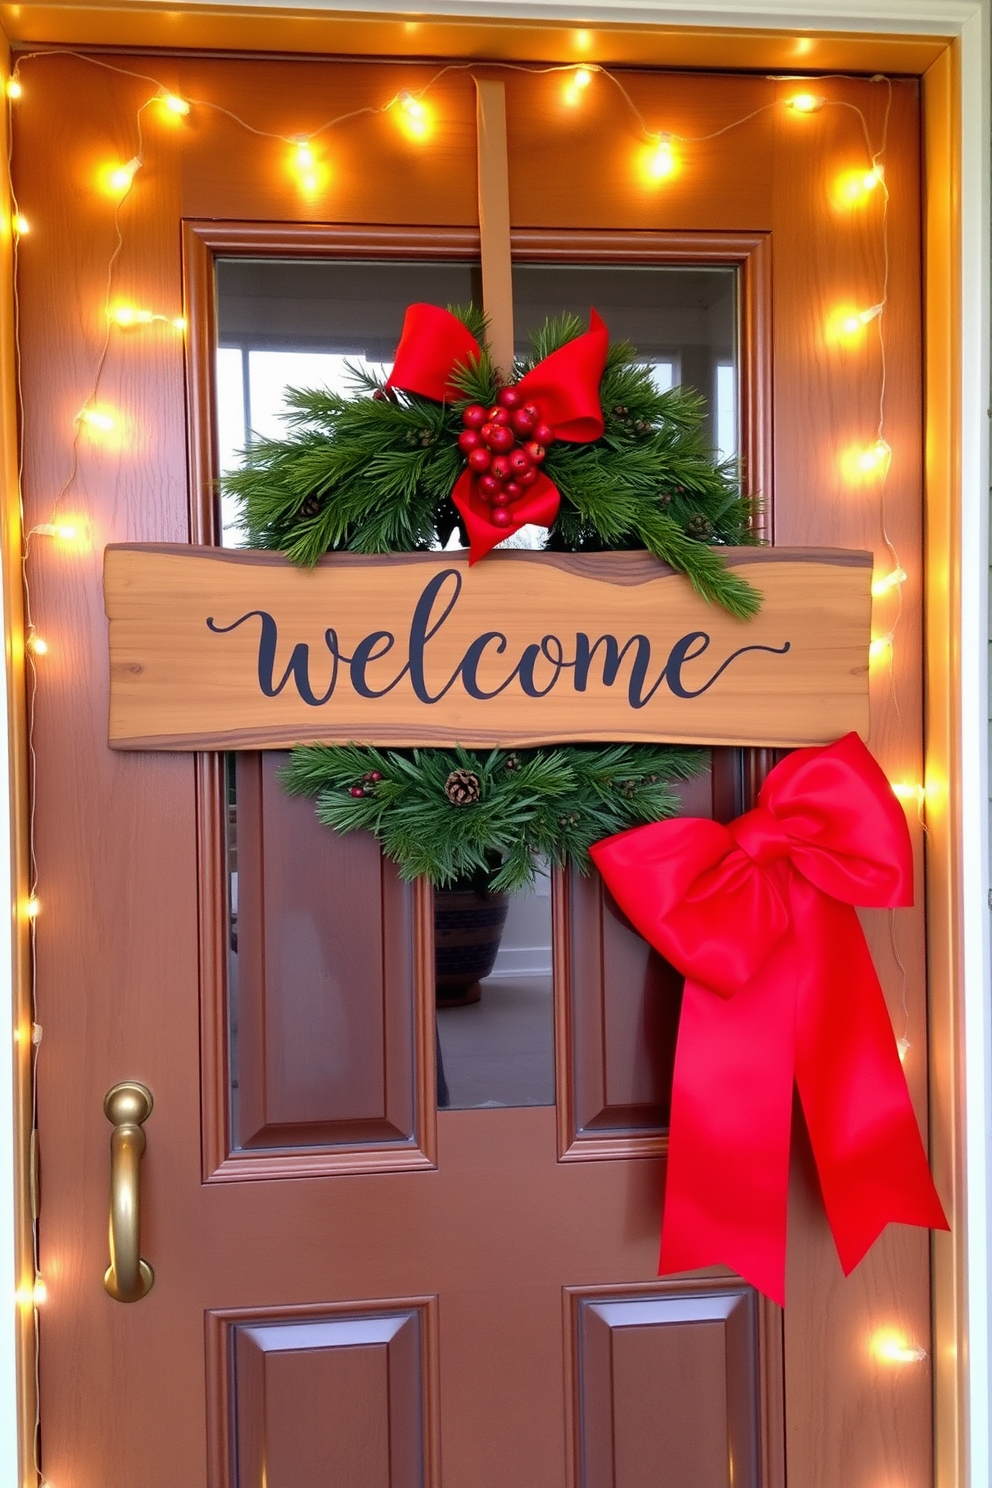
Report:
434,887,510,1006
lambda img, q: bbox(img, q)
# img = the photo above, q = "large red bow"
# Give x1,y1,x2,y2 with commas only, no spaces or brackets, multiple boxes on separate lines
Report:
384,303,608,561
590,733,948,1305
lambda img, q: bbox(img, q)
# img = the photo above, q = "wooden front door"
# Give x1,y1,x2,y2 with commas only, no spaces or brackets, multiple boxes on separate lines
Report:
16,51,934,1487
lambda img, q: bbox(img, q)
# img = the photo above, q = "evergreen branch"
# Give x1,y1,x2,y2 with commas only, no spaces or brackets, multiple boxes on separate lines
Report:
283,742,706,891
220,305,763,618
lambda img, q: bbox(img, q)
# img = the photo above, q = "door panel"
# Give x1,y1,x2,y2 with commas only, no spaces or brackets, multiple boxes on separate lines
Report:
16,52,929,1488
215,1302,437,1488
569,1283,763,1488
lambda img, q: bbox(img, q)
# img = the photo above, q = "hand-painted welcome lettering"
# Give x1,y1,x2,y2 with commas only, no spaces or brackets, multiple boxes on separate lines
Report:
207,568,791,712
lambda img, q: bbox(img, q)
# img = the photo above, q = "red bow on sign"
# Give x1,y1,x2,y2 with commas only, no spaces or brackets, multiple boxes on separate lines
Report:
589,733,948,1306
384,303,609,562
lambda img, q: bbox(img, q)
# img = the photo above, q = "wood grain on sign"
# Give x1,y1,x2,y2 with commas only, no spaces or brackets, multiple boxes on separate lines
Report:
104,545,871,750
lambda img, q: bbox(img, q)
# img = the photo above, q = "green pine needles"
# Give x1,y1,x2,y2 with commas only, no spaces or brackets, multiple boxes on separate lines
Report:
222,307,761,620
283,742,704,892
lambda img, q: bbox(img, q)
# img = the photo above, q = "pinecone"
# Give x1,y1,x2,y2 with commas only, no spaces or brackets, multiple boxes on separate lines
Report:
633,419,652,435
611,404,629,420
504,752,521,772
445,769,481,806
299,495,322,518
558,810,581,828
686,513,713,540
419,428,434,447
658,490,673,506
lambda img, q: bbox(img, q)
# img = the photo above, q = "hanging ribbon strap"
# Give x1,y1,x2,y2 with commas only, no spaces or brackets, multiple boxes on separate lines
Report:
590,733,948,1305
385,303,608,562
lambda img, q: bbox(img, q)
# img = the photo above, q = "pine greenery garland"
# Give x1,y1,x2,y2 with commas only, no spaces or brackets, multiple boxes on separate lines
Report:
222,308,761,620
283,742,704,892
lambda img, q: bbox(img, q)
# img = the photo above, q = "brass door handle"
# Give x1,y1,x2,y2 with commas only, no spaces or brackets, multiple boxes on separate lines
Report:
103,1081,154,1302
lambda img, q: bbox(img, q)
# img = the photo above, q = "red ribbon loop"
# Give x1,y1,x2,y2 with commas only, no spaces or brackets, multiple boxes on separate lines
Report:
384,303,483,404
515,308,609,442
590,733,948,1305
383,304,609,562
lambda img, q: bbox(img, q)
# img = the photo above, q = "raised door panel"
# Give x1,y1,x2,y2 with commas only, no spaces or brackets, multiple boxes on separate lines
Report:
211,1302,436,1488
569,1283,764,1488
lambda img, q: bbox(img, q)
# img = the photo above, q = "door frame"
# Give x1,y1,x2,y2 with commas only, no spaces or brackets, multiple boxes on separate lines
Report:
0,4,986,1487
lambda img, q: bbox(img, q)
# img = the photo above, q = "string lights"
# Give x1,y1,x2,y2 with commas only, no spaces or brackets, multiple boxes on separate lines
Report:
4,51,921,1484
787,91,825,113
871,1329,928,1365
104,154,142,196
158,92,190,118
108,304,185,330
394,89,431,140
563,66,594,106
646,132,676,180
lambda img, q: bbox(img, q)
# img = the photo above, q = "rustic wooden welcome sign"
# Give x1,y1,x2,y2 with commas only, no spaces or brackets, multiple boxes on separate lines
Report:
103,544,871,750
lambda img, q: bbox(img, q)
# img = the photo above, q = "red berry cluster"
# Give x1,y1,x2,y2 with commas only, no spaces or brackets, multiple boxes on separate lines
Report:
349,770,382,799
457,387,555,528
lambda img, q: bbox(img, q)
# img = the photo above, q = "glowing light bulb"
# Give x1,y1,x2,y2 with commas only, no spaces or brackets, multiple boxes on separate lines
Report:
869,634,893,663
645,133,676,181
788,92,825,113
108,304,155,328
830,302,884,341
872,566,907,597
172,315,187,332
892,782,926,807
394,91,430,140
79,407,115,434
16,1275,47,1308
397,89,425,120
34,522,78,541
859,438,891,473
5,78,21,100
25,895,40,917
563,67,596,107
106,156,142,195
159,92,190,117
12,214,28,236
842,438,891,481
834,165,884,208
897,1036,911,1063
872,1330,927,1364
289,139,328,191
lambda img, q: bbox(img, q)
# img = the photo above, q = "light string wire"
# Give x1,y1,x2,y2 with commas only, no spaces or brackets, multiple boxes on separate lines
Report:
4,52,908,1484
5,75,45,1488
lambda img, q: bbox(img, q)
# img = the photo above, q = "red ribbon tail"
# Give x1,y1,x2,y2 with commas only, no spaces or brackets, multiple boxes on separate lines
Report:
793,885,949,1277
452,469,560,565
661,964,796,1306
